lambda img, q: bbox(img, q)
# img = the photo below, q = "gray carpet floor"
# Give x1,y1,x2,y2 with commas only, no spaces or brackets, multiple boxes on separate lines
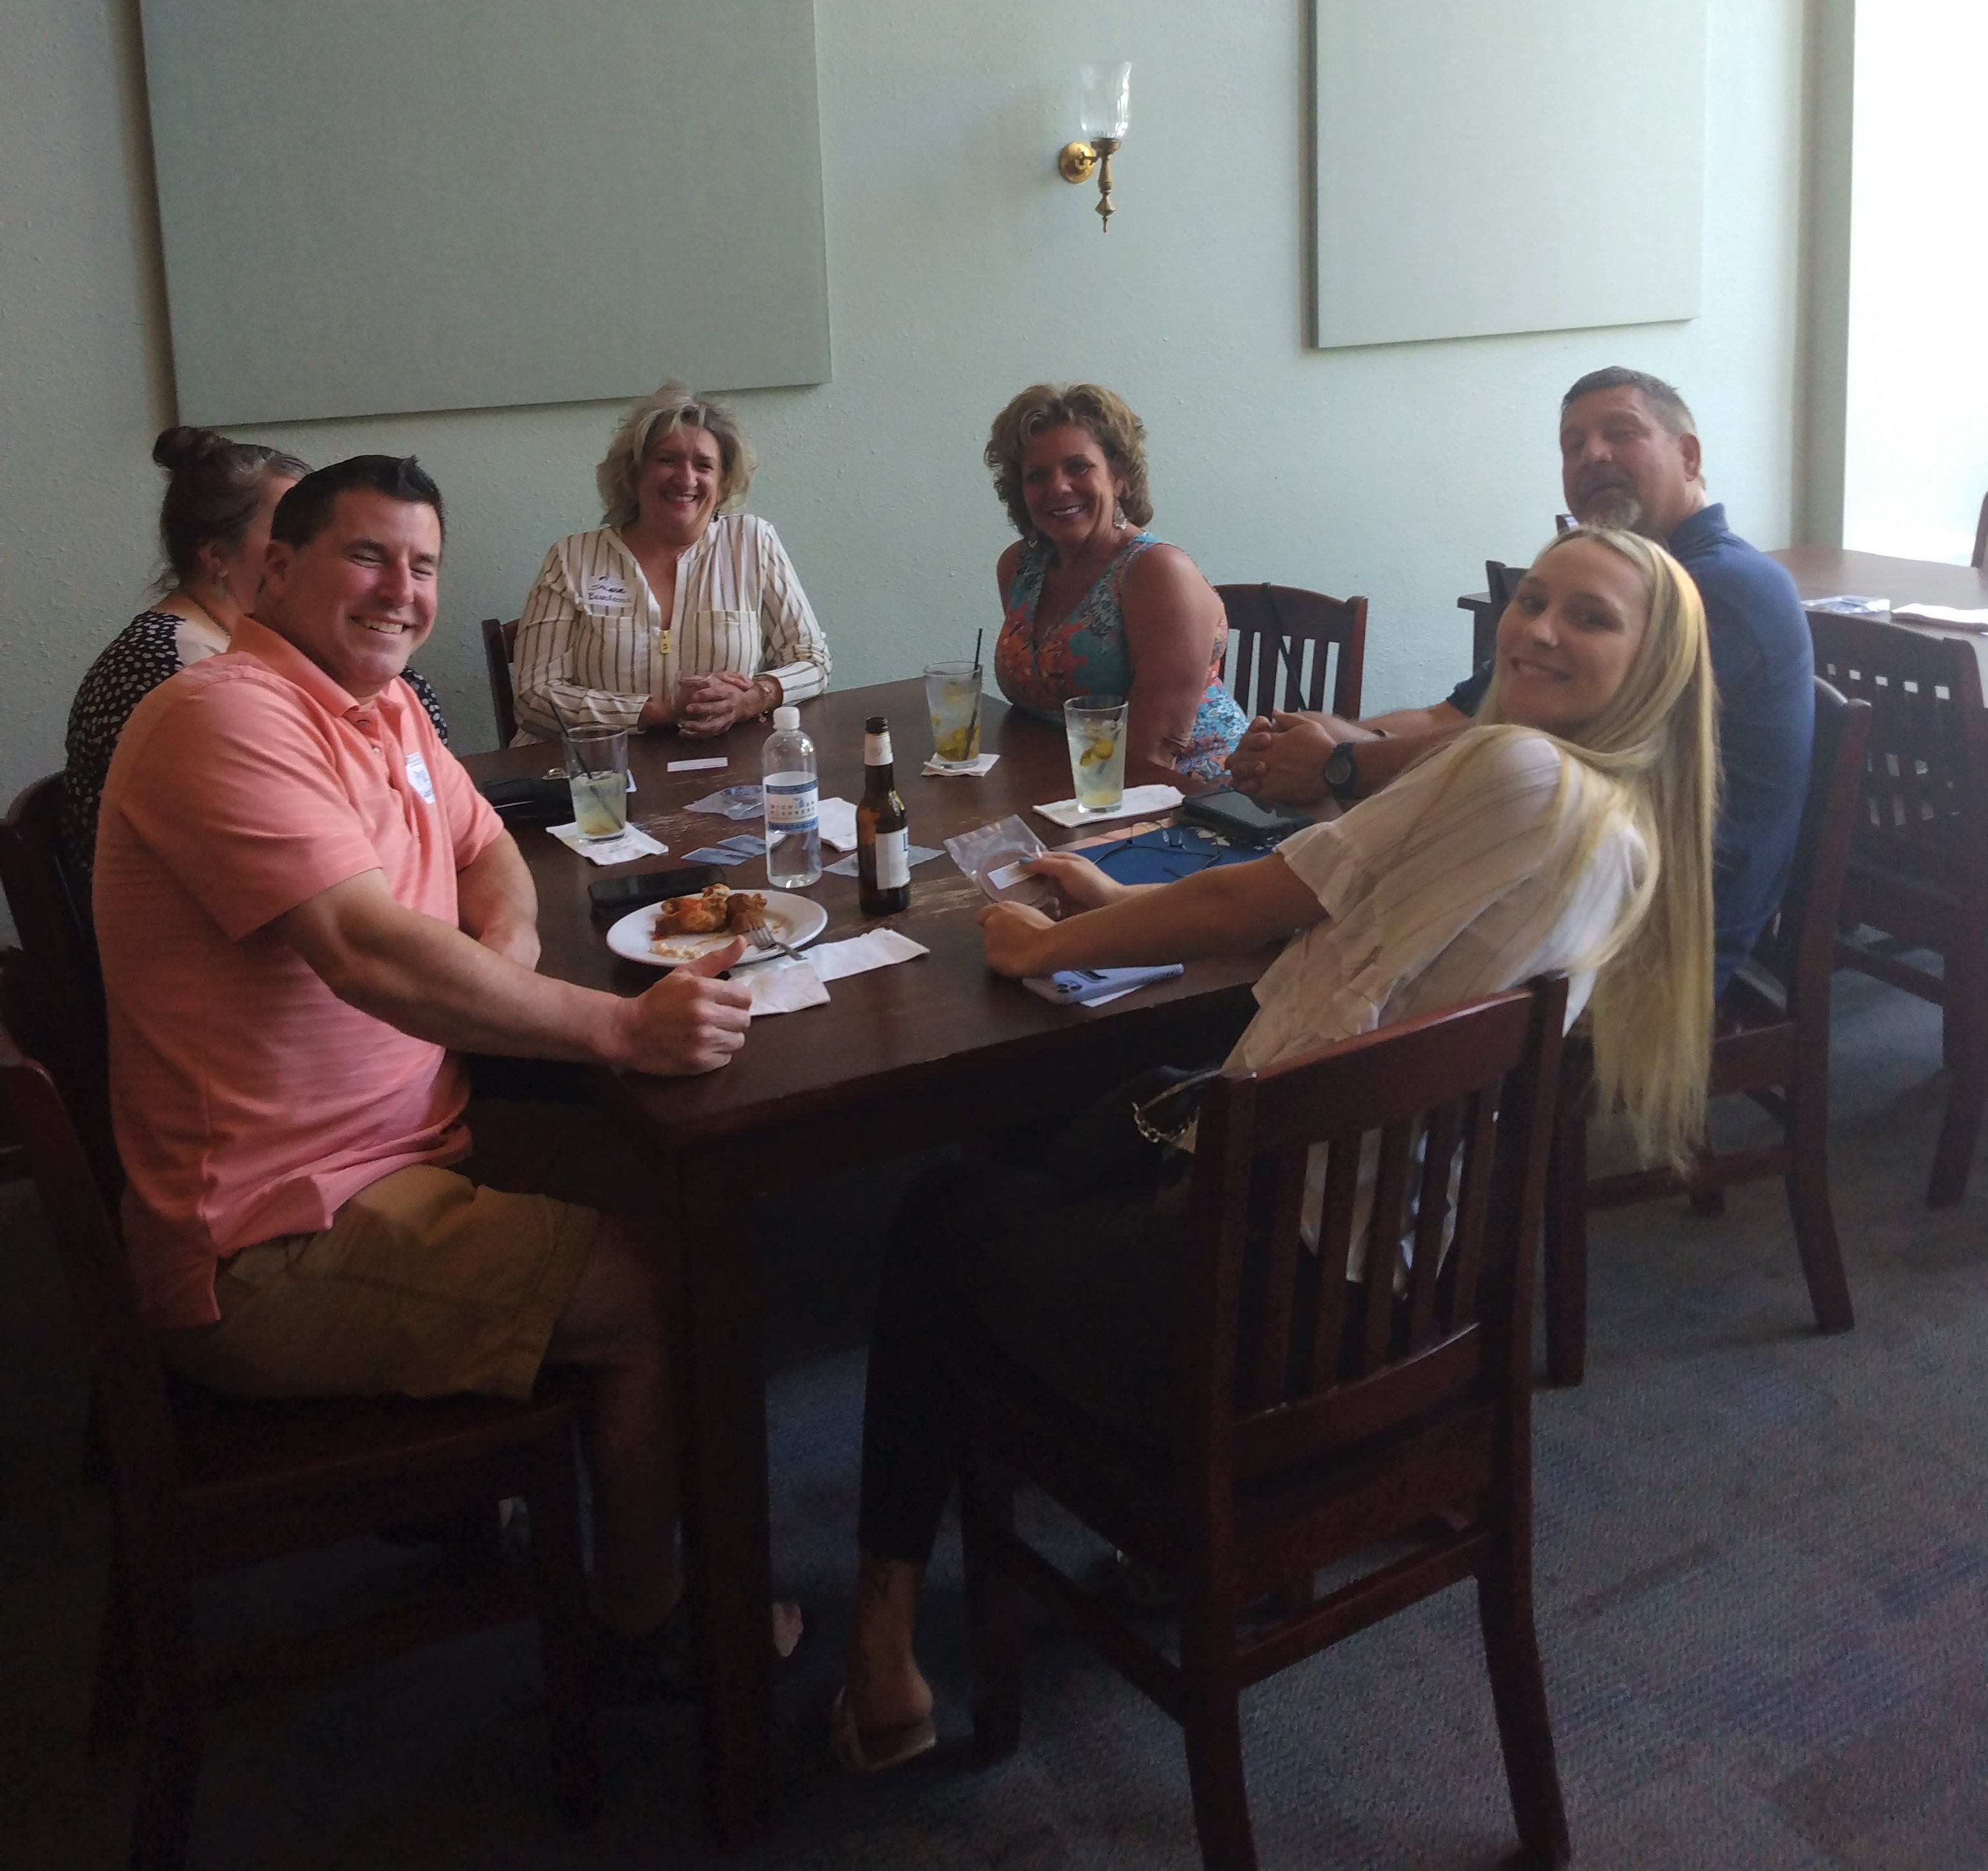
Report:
3,968,1984,1870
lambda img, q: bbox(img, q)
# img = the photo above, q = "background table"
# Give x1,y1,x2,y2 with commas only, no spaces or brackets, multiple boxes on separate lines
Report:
1457,544,1988,689
465,680,1270,1846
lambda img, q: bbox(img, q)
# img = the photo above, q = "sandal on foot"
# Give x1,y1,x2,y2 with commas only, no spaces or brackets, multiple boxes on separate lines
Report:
829,1687,937,1774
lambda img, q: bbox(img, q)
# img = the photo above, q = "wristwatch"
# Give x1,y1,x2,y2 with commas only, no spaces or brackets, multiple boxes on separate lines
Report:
1321,743,1360,800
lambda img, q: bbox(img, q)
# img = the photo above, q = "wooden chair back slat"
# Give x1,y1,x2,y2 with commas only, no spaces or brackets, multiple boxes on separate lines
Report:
1972,491,1987,571
1405,1100,1463,1348
1215,583,1368,722
1354,1120,1416,1374
481,616,521,749
1304,1139,1360,1390
1443,1089,1500,1326
1243,1151,1308,1414
1184,981,1567,1470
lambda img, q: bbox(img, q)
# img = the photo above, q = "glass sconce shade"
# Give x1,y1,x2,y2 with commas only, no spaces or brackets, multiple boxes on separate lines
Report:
1078,62,1131,142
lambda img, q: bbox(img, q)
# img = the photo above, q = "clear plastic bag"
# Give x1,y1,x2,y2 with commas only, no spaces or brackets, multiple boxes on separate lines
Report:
943,814,1056,911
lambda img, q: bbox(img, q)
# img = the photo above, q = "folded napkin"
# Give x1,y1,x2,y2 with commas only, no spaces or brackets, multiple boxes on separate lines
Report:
1895,603,1988,630
667,756,729,772
1033,784,1184,829
817,797,859,850
824,844,943,878
687,785,764,820
547,822,669,866
743,956,831,1016
923,753,1001,777
806,928,929,981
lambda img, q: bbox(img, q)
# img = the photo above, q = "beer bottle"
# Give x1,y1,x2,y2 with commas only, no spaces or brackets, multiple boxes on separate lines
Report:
857,714,911,917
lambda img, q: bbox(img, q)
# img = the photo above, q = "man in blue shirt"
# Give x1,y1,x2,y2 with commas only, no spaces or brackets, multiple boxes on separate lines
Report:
1228,367,1815,995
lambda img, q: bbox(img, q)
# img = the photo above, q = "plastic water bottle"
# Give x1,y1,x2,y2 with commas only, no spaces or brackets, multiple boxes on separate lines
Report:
762,706,821,888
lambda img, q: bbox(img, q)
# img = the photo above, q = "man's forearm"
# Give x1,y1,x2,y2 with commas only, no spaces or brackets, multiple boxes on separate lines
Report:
1341,716,1468,797
456,831,541,963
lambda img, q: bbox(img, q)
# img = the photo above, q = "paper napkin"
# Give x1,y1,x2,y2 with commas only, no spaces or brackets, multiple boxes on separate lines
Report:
547,822,669,866
922,753,1001,777
1894,604,1988,630
743,956,831,1016
816,797,859,850
805,928,929,981
1032,785,1184,829
823,845,943,878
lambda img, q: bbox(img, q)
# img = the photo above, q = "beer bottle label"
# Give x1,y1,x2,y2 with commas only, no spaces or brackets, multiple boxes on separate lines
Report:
875,827,910,889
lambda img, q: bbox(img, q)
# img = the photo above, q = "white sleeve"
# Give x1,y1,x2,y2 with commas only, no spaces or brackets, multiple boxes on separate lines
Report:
750,521,831,704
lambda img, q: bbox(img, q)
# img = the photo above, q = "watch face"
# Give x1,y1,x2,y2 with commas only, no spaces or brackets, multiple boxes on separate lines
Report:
1323,746,1356,792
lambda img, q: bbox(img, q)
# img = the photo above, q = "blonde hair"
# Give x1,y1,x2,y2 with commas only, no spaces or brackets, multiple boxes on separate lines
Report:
1462,525,1718,1168
984,383,1154,539
597,380,757,529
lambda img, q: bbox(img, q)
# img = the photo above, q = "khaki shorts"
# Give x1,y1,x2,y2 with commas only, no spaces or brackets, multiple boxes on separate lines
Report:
156,1098,641,1402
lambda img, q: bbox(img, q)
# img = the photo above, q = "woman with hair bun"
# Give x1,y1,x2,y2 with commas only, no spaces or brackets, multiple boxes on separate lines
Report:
62,430,453,877
986,382,1247,789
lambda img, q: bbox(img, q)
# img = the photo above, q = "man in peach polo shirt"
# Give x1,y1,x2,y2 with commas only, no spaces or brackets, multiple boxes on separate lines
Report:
94,453,756,1689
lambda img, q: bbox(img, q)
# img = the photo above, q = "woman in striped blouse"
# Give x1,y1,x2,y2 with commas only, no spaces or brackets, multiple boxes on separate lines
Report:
512,381,831,742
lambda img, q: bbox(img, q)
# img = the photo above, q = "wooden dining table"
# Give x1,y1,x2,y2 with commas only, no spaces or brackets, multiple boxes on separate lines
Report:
1458,542,1988,690
462,680,1268,1847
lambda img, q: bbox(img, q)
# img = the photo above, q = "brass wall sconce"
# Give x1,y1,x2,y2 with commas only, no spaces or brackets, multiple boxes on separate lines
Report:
1058,61,1131,232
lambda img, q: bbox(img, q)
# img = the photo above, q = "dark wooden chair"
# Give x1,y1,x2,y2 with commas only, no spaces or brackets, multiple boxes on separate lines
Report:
961,980,1572,1871
481,615,521,747
1808,614,1988,1205
1,963,602,1870
1,775,115,1196
1215,584,1365,722
1971,492,1986,571
1541,678,1868,1386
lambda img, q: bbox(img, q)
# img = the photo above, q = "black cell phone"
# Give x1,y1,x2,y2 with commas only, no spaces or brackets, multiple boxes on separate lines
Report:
588,864,724,917
1176,789,1312,848
477,774,570,820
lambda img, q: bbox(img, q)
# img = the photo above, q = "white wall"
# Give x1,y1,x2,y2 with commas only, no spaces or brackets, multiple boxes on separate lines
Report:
3,0,1813,822
1841,0,1988,565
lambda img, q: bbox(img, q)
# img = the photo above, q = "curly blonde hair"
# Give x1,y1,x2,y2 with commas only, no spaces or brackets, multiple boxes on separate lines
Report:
597,380,757,530
984,383,1154,539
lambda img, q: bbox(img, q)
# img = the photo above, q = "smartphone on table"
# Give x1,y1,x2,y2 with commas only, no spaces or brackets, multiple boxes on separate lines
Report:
588,863,724,917
1175,788,1312,848
1022,964,1185,1006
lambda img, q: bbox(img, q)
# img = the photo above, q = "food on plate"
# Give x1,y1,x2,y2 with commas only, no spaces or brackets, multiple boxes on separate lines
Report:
651,884,769,943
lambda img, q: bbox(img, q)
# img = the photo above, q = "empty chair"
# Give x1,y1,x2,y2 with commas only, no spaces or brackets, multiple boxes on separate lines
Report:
1810,613,1988,1205
961,980,1571,1871
1215,583,1365,722
1542,677,1868,1385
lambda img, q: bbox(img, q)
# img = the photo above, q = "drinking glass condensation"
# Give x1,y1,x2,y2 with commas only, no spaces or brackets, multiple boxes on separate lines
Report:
924,660,982,764
1063,694,1129,813
562,725,630,840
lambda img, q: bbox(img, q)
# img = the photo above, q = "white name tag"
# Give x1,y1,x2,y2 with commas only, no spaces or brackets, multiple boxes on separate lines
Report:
403,752,437,803
584,576,630,607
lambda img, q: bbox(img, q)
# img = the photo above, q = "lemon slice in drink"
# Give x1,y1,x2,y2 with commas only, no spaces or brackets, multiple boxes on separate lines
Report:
1078,736,1115,768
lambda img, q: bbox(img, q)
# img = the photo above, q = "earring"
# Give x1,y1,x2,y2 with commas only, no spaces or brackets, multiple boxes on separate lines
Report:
1114,499,1128,528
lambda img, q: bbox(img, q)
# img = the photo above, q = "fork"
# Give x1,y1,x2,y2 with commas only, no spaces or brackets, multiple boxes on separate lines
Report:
740,916,803,963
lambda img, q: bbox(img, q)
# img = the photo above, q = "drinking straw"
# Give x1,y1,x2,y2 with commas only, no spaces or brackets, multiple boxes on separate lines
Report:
546,693,601,781
964,628,984,756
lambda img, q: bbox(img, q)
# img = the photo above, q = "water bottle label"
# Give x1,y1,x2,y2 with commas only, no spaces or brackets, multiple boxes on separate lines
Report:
765,777,818,831
876,827,910,889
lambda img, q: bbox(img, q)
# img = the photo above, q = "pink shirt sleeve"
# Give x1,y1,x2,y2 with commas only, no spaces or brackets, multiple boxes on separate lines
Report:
113,671,384,942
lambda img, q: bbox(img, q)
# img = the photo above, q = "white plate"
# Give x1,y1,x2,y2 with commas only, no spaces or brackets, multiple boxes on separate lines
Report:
604,889,830,969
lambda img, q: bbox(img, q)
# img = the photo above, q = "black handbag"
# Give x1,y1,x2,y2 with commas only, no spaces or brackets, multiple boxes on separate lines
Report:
1044,1061,1226,1198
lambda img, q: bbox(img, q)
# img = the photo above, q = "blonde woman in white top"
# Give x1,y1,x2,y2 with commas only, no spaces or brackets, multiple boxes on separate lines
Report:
831,525,1718,1770
512,381,830,741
